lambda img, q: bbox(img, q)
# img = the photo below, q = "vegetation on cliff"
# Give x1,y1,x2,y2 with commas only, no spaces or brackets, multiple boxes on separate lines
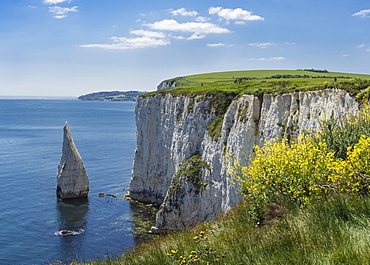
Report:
168,155,210,195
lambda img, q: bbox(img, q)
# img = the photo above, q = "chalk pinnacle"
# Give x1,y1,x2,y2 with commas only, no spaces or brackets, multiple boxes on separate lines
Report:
56,122,89,199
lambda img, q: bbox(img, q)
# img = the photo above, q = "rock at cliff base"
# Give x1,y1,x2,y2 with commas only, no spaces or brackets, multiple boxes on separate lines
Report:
56,122,89,199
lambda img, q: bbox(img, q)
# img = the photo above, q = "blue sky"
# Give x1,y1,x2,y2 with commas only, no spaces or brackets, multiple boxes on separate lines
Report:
1,0,369,97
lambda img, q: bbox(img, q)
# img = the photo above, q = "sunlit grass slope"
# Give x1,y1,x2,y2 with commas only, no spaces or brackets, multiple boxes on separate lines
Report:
182,69,370,83
87,196,370,265
143,69,370,98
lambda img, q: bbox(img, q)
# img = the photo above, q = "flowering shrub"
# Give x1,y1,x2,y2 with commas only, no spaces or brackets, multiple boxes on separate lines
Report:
330,135,370,194
314,105,370,159
229,136,336,221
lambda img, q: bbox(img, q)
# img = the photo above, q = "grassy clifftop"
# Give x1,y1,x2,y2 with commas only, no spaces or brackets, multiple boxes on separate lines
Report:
143,69,370,98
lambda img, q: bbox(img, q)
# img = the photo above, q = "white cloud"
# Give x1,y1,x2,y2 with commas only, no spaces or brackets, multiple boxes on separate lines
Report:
44,0,72,4
207,43,234,47
247,57,286,61
343,54,350,57
130,30,167,38
171,8,198,17
263,57,286,61
28,5,37,8
187,33,206,40
144,19,231,35
195,16,210,22
366,48,370,52
48,6,78,18
173,35,185,40
54,15,67,19
209,7,264,22
207,43,226,47
80,36,170,50
357,44,366,48
352,9,370,18
249,42,272,49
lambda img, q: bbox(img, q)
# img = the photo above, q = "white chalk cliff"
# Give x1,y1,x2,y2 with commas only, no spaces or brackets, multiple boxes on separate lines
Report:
56,122,89,199
129,88,358,231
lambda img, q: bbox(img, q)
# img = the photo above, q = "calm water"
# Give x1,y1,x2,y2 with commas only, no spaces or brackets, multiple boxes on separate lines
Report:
0,99,140,264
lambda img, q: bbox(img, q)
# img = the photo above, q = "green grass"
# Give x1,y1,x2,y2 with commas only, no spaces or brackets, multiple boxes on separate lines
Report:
163,69,370,87
85,195,370,265
143,70,370,99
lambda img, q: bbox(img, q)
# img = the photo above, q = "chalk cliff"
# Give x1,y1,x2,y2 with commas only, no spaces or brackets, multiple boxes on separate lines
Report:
56,122,89,200
129,89,358,231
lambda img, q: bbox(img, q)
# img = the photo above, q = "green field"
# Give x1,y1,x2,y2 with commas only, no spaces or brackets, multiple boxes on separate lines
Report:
181,69,370,83
171,69,370,86
144,69,370,98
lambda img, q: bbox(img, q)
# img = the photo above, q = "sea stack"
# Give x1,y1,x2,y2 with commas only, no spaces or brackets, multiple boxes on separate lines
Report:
56,122,89,200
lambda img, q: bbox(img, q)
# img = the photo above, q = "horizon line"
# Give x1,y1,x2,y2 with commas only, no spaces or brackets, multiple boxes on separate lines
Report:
0,95,78,100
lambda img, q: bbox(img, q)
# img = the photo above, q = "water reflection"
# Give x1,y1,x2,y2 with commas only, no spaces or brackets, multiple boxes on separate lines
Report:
56,198,89,263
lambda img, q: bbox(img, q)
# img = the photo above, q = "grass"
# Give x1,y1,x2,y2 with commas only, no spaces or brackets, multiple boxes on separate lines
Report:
162,69,370,87
85,195,370,265
143,70,370,99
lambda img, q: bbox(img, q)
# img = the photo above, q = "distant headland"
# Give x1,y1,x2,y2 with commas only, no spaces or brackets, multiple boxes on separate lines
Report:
78,91,147,101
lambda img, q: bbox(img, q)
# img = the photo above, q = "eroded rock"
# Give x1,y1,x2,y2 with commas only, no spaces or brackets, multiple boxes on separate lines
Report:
56,122,89,199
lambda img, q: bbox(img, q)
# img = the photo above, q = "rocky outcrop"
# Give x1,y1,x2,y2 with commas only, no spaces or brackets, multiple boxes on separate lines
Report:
56,122,89,200
129,89,358,230
157,80,180,90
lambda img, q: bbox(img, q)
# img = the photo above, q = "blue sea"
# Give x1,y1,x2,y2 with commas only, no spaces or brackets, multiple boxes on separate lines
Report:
0,99,142,264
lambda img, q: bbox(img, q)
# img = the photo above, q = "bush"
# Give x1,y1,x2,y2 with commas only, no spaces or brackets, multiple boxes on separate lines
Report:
228,135,336,221
313,105,370,159
330,135,370,194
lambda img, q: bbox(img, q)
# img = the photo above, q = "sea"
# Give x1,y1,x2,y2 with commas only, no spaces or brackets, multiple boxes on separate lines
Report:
0,99,146,264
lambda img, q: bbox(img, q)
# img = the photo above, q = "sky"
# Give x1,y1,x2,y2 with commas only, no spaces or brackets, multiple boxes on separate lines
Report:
0,0,369,98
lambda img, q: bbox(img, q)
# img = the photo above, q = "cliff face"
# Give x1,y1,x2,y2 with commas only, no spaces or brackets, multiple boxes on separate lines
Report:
129,89,358,231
